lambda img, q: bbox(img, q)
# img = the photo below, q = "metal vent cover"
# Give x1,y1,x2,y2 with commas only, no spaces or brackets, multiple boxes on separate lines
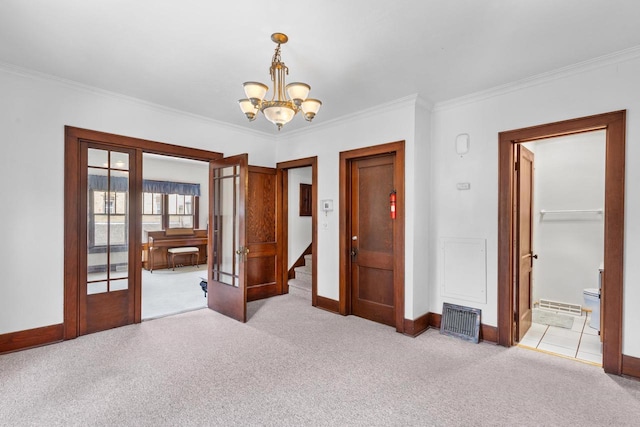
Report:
538,299,582,316
440,303,481,343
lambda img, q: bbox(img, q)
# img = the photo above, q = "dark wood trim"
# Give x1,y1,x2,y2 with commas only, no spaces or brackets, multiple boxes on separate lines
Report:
622,354,640,380
427,313,497,343
276,157,317,306
498,111,625,375
316,295,340,314
64,126,223,340
403,312,430,337
339,141,405,333
0,324,64,354
288,243,313,280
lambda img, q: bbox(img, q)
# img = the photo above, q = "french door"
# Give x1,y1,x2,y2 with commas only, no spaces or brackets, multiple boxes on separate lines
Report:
208,154,248,322
80,142,137,334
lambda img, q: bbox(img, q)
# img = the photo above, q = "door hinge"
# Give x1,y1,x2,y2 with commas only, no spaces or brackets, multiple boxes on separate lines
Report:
514,161,519,171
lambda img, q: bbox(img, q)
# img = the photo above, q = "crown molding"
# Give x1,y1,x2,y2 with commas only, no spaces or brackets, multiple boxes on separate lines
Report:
433,45,640,112
0,61,276,141
281,94,433,139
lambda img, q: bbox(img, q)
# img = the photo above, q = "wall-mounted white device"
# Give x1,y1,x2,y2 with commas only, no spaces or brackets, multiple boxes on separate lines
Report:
321,199,333,213
456,133,470,156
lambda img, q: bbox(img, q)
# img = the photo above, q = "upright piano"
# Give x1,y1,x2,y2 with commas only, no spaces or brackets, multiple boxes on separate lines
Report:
146,228,208,272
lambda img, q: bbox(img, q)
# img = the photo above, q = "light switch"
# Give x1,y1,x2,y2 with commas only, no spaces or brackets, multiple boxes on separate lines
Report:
456,182,471,190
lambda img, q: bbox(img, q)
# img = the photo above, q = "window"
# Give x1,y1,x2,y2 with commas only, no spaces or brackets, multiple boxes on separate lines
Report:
168,194,194,228
141,192,199,241
90,190,128,247
142,192,164,239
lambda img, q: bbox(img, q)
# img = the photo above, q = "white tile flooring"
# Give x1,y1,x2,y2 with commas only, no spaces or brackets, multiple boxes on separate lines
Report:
519,313,602,365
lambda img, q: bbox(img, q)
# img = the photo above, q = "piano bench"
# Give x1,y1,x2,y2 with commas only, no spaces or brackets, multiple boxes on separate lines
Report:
167,247,200,271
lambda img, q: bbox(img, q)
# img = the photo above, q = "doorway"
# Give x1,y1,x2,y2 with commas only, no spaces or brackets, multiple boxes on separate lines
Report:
64,126,222,339
497,111,625,375
517,132,605,364
339,141,405,332
141,153,210,320
276,157,317,305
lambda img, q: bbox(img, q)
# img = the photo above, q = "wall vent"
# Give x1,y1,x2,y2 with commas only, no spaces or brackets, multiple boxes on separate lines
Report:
440,303,481,343
538,299,581,316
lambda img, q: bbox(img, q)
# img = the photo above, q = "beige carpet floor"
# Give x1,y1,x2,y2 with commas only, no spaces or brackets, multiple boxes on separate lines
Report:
142,266,207,320
1,288,639,426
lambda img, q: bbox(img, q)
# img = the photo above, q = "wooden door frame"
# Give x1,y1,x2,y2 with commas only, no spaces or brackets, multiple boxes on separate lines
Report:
64,126,223,339
498,111,625,374
339,141,405,333
276,157,317,305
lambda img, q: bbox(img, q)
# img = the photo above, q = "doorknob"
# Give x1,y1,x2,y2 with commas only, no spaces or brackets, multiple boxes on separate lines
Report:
532,254,538,259
351,248,358,257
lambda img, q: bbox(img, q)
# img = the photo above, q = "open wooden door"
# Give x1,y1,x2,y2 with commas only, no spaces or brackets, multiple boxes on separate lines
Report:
246,166,279,301
208,154,248,322
515,145,535,341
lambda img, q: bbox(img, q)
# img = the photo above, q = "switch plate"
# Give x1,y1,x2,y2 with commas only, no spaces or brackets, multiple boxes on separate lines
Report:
456,182,471,190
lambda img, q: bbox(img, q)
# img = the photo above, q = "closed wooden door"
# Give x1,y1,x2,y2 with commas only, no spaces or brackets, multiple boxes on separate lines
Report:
208,154,248,322
350,154,396,326
516,145,535,341
80,143,137,334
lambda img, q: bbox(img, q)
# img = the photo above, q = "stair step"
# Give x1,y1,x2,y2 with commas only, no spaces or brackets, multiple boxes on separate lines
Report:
304,254,312,268
288,278,311,293
293,265,312,286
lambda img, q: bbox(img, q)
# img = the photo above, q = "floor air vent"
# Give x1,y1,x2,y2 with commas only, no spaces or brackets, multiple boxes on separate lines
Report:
538,299,582,316
440,303,481,343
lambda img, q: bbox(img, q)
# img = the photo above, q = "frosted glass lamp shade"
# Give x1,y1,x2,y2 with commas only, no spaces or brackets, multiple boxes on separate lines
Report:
263,105,295,130
301,98,322,121
243,81,268,102
285,82,310,105
238,99,258,121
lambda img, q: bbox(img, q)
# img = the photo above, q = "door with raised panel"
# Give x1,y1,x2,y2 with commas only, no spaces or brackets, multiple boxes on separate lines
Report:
516,145,535,342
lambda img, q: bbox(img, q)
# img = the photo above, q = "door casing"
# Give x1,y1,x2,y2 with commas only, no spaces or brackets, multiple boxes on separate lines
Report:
497,111,625,374
339,141,405,332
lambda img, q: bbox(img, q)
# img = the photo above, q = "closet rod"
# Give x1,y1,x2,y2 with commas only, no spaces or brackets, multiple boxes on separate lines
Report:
539,209,603,214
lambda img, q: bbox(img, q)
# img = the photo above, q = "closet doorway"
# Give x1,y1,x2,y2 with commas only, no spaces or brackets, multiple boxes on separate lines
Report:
497,111,625,375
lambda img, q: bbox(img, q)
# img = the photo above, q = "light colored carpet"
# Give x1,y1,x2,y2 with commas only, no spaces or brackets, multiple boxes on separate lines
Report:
142,266,206,319
1,291,640,426
532,308,575,329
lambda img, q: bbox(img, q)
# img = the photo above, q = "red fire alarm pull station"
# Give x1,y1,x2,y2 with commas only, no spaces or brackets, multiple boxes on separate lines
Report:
389,190,397,219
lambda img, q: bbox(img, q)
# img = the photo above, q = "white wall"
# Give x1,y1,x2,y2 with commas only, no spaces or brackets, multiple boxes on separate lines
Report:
524,132,605,307
287,167,312,268
430,53,640,357
0,66,274,334
143,154,210,235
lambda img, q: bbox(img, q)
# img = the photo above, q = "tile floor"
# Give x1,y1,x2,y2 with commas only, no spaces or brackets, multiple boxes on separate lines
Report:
519,313,602,365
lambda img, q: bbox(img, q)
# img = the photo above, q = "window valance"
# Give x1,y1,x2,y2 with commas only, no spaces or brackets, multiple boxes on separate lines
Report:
88,175,200,196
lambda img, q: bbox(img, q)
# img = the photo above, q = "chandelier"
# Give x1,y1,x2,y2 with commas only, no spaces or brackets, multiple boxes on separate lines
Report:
238,33,322,131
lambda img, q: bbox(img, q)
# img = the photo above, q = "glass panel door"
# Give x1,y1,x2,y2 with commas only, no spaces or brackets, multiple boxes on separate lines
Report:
81,144,135,334
208,154,248,322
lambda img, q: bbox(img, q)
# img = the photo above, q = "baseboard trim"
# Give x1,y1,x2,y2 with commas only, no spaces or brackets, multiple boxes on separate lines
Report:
403,312,430,337
622,354,640,380
315,295,339,314
0,323,64,354
426,312,498,343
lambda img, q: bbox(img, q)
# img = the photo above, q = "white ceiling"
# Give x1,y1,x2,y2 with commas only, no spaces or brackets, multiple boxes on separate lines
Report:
2,0,640,134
